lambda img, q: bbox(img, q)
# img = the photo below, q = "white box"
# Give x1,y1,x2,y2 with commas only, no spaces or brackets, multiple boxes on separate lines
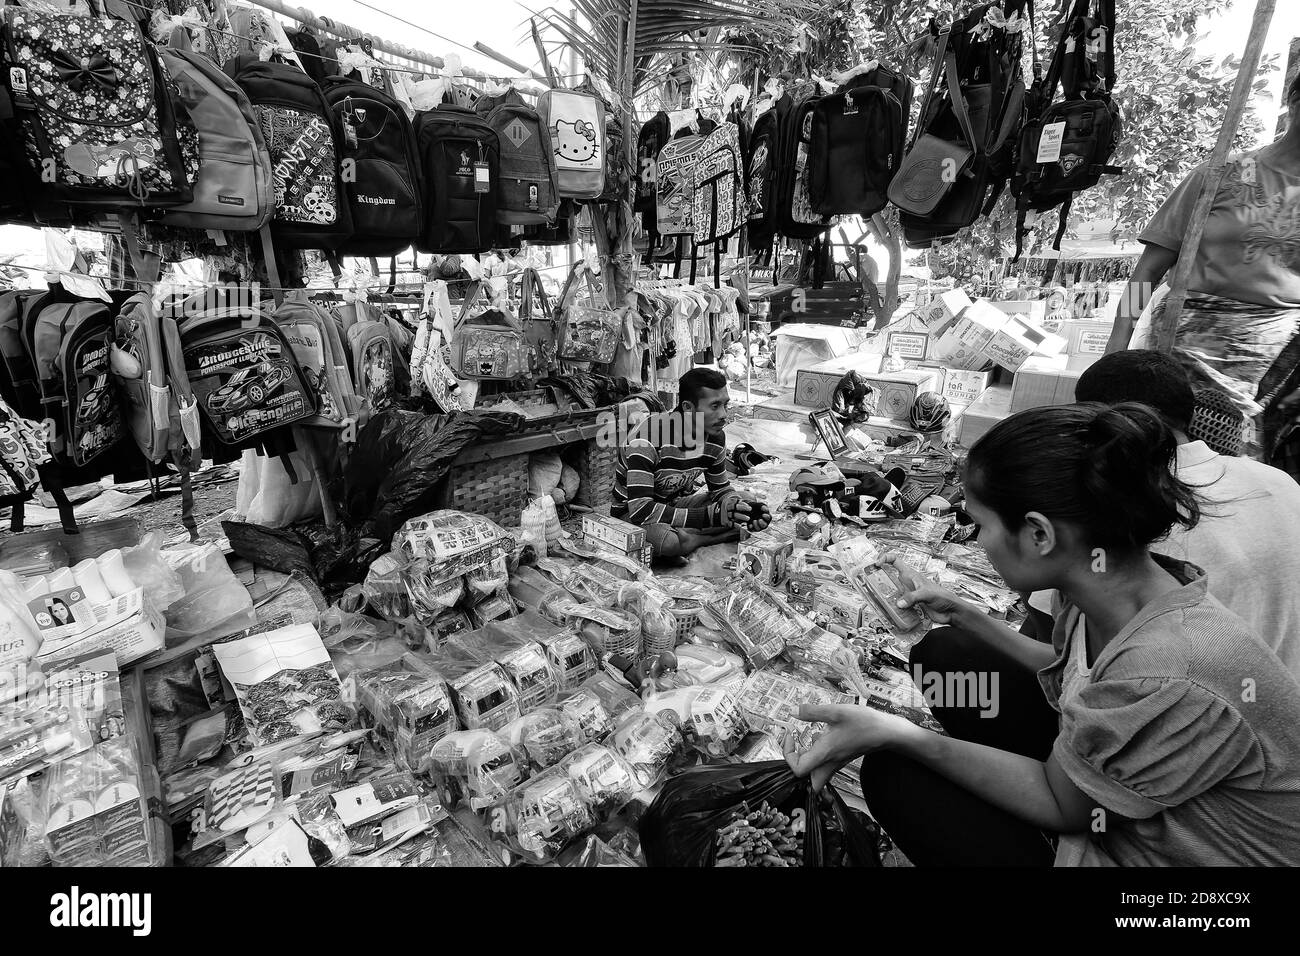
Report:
983,313,1067,373
958,385,1014,447
939,368,993,406
920,289,974,337
934,301,1006,369
985,299,1047,320
1010,357,1082,413
35,589,165,668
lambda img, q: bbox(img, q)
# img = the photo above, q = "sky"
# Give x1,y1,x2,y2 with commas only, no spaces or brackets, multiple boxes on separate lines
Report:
0,0,1294,263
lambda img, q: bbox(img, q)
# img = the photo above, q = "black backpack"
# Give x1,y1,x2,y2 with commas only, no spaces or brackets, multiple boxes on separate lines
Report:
413,105,500,254
322,76,424,256
635,110,671,226
809,63,911,218
224,54,354,250
775,85,830,242
898,4,1030,248
1010,0,1122,259
744,94,791,257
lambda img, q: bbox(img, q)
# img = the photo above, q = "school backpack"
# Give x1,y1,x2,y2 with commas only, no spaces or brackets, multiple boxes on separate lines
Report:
537,89,606,200
635,111,670,231
176,296,317,454
0,394,47,508
810,63,911,218
273,293,364,429
1011,0,1122,259
1,8,200,213
655,132,707,238
895,5,1030,247
775,85,830,241
0,290,42,419
112,292,203,538
475,86,525,118
322,75,424,256
413,105,500,254
156,47,274,233
487,101,561,226
744,94,791,257
689,122,744,280
224,54,353,249
345,308,397,413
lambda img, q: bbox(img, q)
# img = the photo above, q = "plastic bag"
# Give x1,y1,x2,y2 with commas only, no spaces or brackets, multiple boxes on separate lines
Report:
163,544,257,646
639,761,880,867
234,448,324,527
122,531,185,610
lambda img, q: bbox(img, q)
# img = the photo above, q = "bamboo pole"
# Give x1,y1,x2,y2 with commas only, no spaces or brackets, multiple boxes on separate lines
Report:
1152,0,1277,352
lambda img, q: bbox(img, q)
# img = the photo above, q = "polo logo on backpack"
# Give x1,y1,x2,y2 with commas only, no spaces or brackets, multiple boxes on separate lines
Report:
414,105,499,253
31,299,126,468
1011,0,1122,259
323,75,424,256
178,300,316,447
2,9,200,208
810,64,910,218
225,55,353,249
775,86,830,240
156,48,273,232
487,102,560,226
538,89,605,199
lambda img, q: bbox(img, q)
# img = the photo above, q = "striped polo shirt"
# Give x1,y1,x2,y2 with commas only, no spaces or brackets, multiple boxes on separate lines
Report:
611,413,732,528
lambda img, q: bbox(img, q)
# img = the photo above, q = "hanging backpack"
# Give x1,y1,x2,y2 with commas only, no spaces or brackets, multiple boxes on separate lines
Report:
635,111,670,227
689,122,744,281
655,132,707,238
224,54,353,249
0,290,42,419
273,294,364,429
475,86,525,118
893,5,1029,247
322,75,424,256
0,395,48,507
1011,0,1122,259
413,105,500,254
156,47,274,233
537,89,606,200
810,64,910,218
744,94,790,257
177,297,317,452
112,292,203,538
1,8,200,212
775,85,830,241
487,101,561,226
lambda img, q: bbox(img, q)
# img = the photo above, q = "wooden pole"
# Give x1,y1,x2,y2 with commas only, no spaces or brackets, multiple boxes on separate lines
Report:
1152,0,1277,353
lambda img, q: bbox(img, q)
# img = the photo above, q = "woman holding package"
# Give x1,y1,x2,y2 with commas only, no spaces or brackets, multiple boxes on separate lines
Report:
1105,73,1300,471
788,403,1300,866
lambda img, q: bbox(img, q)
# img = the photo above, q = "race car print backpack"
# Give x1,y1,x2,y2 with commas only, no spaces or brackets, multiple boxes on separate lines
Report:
537,89,606,199
1,8,201,212
176,295,316,455
224,54,353,249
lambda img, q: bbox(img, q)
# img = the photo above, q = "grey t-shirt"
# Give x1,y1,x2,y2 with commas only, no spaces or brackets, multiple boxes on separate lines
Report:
1039,556,1300,866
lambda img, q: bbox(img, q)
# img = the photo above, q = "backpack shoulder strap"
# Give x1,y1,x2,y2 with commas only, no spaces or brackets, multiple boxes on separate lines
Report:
943,45,980,154
908,29,951,151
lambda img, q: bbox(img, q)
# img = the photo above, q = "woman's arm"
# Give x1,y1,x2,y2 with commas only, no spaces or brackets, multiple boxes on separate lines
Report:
789,704,1096,833
1105,243,1178,354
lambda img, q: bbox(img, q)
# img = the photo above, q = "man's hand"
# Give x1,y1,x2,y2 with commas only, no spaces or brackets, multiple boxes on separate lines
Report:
883,553,974,626
722,495,754,530
784,702,917,792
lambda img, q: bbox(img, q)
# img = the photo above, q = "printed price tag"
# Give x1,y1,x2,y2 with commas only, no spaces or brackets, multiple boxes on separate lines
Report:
473,162,491,193
1037,122,1066,163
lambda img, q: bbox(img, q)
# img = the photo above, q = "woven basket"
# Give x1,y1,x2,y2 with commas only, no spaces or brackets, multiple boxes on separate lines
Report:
573,439,617,509
445,448,531,528
476,388,555,411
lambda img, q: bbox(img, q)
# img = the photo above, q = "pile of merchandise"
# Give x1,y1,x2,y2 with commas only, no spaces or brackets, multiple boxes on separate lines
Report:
1,430,1020,865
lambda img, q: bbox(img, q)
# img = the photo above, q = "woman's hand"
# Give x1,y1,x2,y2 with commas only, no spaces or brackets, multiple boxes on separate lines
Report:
785,703,916,792
882,554,974,626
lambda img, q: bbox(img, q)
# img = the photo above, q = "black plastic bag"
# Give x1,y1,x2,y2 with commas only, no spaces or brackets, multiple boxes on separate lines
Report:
639,760,880,867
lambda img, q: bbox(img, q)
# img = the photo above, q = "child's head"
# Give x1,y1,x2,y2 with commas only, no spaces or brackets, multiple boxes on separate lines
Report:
963,403,1200,592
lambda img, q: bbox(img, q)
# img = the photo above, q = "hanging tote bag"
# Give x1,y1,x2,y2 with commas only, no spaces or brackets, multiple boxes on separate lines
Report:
518,267,558,374
451,281,530,380
555,265,621,365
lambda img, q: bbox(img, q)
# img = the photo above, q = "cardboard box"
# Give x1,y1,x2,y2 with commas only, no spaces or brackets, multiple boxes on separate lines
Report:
933,301,1006,370
1010,357,1083,413
985,299,1047,320
738,533,794,587
1060,319,1112,372
957,385,1014,447
937,367,993,406
792,352,885,409
35,589,165,668
859,367,944,422
920,289,974,337
983,313,1067,373
813,583,869,630
581,514,646,556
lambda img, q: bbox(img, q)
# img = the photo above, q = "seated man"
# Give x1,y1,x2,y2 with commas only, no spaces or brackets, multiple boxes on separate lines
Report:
612,368,768,558
1069,349,1300,678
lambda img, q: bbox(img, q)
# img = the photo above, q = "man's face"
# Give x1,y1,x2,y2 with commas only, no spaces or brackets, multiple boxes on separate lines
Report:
687,386,731,437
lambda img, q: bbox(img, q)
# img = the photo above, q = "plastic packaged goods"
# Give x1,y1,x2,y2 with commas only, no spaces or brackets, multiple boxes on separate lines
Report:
610,710,685,790
361,552,412,621
395,511,513,568
644,684,748,759
465,554,509,597
121,532,184,609
164,543,258,645
355,667,457,772
490,766,595,864
556,686,617,745
560,744,638,818
0,569,43,674
673,645,746,689
540,630,599,689
563,564,623,606
501,708,584,773
494,642,559,711
564,833,642,867
857,565,924,634
565,605,642,658
734,671,856,736
447,662,523,733
42,737,155,867
704,577,801,668
0,774,51,867
428,730,525,812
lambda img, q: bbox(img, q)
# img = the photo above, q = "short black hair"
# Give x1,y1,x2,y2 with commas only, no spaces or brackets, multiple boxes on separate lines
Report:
1074,350,1195,433
679,367,728,406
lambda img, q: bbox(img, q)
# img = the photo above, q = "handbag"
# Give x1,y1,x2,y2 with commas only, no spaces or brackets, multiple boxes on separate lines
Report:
888,31,977,216
555,265,622,365
518,268,558,374
451,281,530,380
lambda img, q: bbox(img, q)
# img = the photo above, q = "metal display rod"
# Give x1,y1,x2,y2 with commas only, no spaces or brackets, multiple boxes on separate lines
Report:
243,0,517,84
1152,0,1277,352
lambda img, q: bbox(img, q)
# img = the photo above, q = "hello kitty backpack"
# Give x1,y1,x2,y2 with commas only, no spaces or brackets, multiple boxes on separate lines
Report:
537,89,606,200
